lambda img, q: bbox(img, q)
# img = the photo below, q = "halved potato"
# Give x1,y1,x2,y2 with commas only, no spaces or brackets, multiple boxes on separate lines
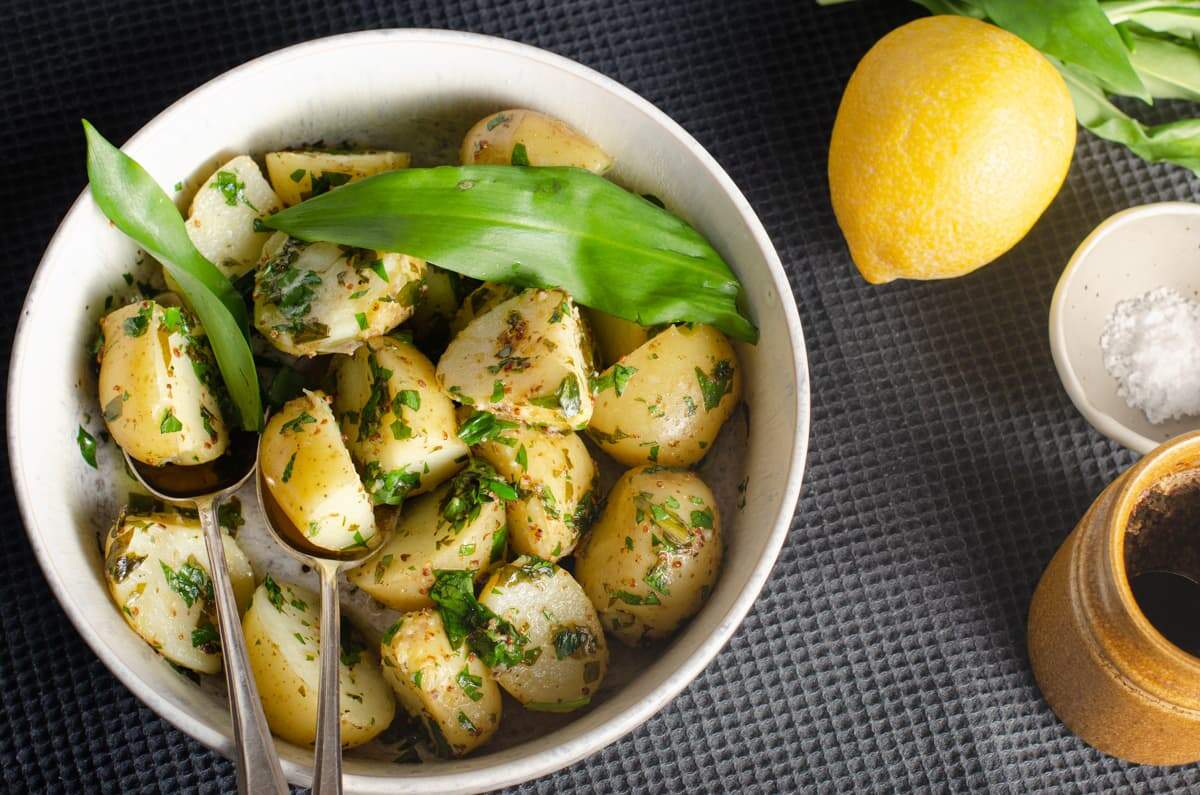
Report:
184,155,282,280
575,466,722,646
347,463,508,610
471,420,597,561
259,390,377,553
588,324,741,467
104,507,253,673
334,337,468,503
98,300,229,466
478,557,607,711
379,609,502,757
437,289,593,430
254,232,426,357
243,577,395,747
449,283,522,336
266,150,410,207
583,308,653,368
460,110,612,174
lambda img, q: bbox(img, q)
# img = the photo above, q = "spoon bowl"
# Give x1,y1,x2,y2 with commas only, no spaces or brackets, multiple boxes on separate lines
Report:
254,431,392,795
124,435,288,795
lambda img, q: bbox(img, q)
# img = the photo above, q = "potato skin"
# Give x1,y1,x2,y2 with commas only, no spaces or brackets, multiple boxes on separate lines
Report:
346,472,507,611
575,466,722,646
254,232,425,357
98,301,229,466
104,508,253,673
583,308,653,369
260,390,377,553
334,337,468,502
379,609,502,757
184,155,282,280
265,150,410,207
243,578,395,748
478,557,608,710
437,288,593,430
588,324,741,468
460,110,612,174
472,421,598,561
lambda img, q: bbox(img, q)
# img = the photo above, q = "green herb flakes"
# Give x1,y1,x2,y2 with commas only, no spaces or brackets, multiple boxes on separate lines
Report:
76,426,98,468
281,452,297,483
160,559,212,609
695,360,734,411
456,667,485,701
510,142,530,166
159,409,183,434
280,411,317,434
264,573,285,611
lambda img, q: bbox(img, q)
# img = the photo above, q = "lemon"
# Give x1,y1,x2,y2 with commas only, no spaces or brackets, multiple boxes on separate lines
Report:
828,16,1076,284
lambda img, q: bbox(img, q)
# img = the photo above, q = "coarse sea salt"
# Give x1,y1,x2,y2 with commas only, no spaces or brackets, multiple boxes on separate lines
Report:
1100,286,1200,425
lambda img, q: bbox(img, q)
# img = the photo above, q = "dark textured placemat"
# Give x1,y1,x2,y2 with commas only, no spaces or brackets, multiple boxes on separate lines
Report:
4,0,1200,791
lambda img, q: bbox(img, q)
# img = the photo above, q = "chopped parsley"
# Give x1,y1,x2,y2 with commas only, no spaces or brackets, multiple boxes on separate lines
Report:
691,507,714,529
354,312,368,330
510,142,530,166
213,170,257,210
289,168,307,183
457,411,518,446
76,426,97,468
362,461,420,506
123,304,153,337
160,559,212,609
490,525,508,563
591,364,637,396
486,113,510,131
429,569,537,669
490,380,505,402
530,374,582,418
159,409,183,434
191,622,220,654
218,498,245,535
695,360,735,411
280,411,317,434
457,711,478,734
456,667,484,701
553,626,597,660
608,587,661,607
643,562,671,595
515,444,528,472
440,460,518,532
357,353,394,442
374,553,394,584
263,573,285,611
281,452,297,483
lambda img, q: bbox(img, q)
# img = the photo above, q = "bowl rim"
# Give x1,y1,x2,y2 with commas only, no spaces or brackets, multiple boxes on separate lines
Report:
7,28,811,792
1048,200,1200,456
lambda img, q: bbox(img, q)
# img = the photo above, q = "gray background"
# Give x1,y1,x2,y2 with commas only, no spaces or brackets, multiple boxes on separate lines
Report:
3,0,1198,791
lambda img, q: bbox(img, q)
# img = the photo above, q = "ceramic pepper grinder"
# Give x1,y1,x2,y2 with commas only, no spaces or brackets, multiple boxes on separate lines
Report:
1028,430,1200,765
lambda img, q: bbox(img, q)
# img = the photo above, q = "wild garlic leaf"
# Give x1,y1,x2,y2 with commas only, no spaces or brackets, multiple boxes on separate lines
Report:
83,122,262,429
979,0,1149,102
264,166,758,343
1060,62,1200,174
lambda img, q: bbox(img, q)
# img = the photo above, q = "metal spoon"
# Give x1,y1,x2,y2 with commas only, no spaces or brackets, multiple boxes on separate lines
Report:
125,432,289,795
255,436,388,795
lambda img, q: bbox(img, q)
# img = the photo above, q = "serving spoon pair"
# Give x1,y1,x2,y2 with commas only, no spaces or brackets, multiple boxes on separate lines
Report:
126,424,380,794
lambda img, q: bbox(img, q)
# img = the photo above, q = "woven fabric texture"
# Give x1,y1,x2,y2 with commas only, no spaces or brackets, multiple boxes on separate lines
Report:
4,0,1200,791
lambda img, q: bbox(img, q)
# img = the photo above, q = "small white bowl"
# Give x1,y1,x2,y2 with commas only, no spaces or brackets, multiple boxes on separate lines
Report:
7,30,809,794
1050,202,1200,454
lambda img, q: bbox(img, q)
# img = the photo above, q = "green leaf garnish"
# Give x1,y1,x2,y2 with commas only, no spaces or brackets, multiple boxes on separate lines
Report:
76,426,97,468
262,166,757,342
429,569,536,669
83,122,261,429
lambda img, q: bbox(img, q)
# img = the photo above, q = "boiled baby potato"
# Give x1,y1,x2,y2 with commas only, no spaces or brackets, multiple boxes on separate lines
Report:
254,232,426,357
408,265,466,353
334,337,468,503
259,390,377,553
184,155,282,280
380,608,502,757
575,466,722,646
265,149,410,207
243,577,395,747
583,308,653,369
449,282,522,336
98,300,229,466
478,556,608,711
472,420,597,561
437,288,593,430
460,109,612,174
347,462,508,610
588,324,741,468
104,506,253,673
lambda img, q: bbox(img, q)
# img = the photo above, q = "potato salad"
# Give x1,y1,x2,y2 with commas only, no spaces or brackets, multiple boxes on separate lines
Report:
90,109,743,758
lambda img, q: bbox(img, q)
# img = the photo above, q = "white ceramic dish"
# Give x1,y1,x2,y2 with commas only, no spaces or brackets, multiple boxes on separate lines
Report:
1050,202,1200,454
7,30,809,793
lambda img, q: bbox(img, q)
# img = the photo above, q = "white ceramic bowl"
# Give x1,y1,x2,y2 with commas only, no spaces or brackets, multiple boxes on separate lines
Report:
1050,202,1200,454
8,30,809,793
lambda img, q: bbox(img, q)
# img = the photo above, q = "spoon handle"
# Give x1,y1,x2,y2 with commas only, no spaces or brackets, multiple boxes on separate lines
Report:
312,564,343,795
198,497,290,795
